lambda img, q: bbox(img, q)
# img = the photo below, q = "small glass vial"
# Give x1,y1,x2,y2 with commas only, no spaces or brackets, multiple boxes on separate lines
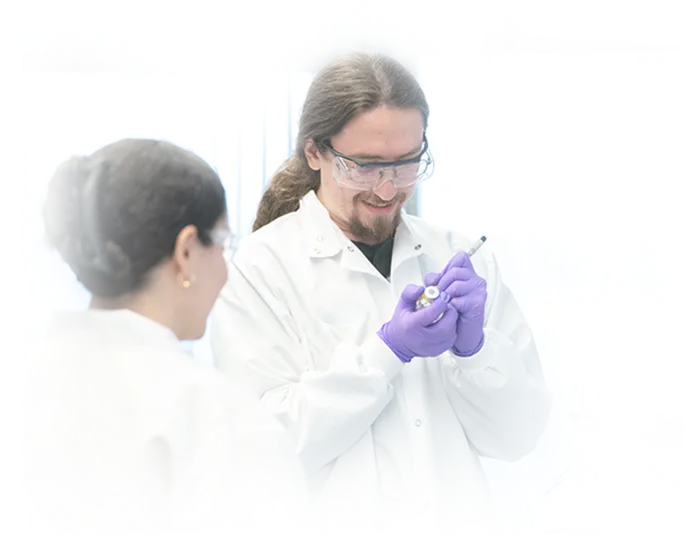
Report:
415,285,440,310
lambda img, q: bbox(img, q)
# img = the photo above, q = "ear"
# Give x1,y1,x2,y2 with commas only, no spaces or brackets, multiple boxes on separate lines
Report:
303,139,324,171
172,225,199,274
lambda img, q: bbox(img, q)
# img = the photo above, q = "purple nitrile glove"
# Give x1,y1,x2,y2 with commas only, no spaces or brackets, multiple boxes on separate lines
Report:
377,284,459,363
424,251,487,357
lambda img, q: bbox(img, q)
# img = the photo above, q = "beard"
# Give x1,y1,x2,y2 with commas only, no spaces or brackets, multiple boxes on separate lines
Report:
347,191,406,245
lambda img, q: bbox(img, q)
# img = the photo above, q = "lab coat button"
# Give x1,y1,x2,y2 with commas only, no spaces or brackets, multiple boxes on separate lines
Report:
316,236,324,242
414,244,422,250
415,419,422,427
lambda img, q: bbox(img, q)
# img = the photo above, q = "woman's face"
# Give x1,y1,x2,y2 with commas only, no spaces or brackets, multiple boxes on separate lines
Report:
177,219,231,340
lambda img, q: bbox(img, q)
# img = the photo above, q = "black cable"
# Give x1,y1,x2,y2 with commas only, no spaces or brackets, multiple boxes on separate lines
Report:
518,452,586,535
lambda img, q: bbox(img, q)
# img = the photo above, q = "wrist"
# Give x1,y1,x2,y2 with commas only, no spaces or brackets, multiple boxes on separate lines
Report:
377,322,413,363
451,332,485,358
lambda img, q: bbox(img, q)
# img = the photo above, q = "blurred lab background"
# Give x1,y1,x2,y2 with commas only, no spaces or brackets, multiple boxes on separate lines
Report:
17,32,684,529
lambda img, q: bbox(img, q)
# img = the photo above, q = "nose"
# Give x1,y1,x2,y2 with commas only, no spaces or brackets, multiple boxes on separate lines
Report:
372,177,398,201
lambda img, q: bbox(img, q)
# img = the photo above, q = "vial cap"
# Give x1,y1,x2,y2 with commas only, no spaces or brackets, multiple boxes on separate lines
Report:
424,286,440,300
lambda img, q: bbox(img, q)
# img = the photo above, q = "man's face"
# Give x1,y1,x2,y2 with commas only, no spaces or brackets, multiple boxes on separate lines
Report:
305,106,425,245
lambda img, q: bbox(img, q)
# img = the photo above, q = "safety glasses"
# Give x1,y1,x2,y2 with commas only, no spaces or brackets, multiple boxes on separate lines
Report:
324,133,434,191
208,227,238,256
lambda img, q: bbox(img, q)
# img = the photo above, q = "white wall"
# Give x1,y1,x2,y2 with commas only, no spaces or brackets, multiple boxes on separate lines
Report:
14,72,311,388
420,52,684,416
419,53,684,529
12,0,684,535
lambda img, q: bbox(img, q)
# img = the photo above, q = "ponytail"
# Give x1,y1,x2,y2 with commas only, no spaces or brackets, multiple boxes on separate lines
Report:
252,51,429,233
252,154,319,232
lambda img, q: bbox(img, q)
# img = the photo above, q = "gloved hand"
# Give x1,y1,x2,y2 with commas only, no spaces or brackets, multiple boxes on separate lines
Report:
377,284,459,363
424,252,487,357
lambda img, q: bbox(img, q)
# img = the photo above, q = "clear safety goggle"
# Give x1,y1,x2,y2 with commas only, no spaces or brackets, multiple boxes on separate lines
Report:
325,134,434,191
208,227,238,255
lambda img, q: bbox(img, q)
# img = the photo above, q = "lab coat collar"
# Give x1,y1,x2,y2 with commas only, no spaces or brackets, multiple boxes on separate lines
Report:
298,190,346,259
391,216,428,275
297,190,426,277
46,309,183,352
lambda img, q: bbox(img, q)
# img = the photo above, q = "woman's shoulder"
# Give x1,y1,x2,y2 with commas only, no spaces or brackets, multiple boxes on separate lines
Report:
166,354,252,411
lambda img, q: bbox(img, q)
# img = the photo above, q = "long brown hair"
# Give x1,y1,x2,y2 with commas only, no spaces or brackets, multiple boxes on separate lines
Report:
252,51,430,232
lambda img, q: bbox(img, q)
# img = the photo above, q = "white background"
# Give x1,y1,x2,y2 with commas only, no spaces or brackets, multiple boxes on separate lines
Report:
418,52,684,528
4,0,684,538
421,53,684,405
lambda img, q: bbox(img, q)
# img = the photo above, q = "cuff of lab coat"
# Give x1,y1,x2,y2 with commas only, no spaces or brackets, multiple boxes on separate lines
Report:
361,334,406,382
442,328,519,389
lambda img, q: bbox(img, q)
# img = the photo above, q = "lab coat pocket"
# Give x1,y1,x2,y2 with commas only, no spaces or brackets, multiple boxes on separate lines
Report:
310,277,375,346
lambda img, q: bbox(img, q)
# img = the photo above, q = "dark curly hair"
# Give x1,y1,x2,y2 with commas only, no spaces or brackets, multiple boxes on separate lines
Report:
41,139,226,298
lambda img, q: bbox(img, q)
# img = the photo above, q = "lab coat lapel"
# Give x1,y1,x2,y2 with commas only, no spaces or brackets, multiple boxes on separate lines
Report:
298,191,389,280
339,242,385,278
390,215,426,290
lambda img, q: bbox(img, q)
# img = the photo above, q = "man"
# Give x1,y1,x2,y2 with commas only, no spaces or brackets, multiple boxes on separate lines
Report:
210,51,551,533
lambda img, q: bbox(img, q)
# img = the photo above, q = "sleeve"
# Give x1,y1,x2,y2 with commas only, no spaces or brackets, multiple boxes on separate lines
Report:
438,248,553,462
209,256,405,476
236,393,309,517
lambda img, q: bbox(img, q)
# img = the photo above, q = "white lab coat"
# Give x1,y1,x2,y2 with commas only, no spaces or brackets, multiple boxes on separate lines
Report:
23,308,306,534
210,191,552,533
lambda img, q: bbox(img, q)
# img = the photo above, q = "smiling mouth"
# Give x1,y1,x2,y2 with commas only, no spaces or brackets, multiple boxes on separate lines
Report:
363,201,394,208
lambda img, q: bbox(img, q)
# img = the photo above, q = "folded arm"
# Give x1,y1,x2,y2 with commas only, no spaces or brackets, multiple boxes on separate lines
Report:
439,251,552,461
210,260,403,476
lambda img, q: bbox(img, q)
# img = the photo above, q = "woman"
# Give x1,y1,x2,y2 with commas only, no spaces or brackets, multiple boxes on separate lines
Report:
23,139,304,533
